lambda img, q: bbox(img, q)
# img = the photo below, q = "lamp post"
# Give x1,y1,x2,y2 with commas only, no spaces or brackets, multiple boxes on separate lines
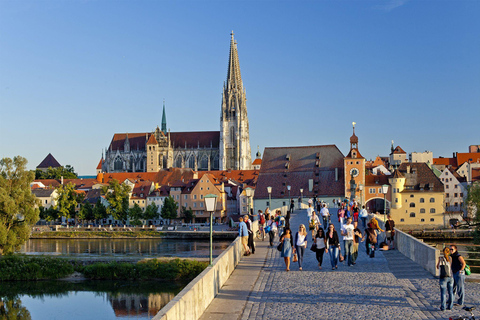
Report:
267,186,272,211
287,185,291,212
358,184,364,206
381,184,389,227
299,188,303,209
204,194,218,266
245,187,253,216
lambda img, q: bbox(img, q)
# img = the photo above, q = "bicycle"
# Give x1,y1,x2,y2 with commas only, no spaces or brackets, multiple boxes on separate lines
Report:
256,225,265,241
449,306,476,320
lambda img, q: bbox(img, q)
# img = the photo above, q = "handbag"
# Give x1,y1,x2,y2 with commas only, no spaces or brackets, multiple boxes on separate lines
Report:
439,257,452,278
277,242,283,252
310,243,317,252
465,264,471,276
293,253,298,262
265,225,271,233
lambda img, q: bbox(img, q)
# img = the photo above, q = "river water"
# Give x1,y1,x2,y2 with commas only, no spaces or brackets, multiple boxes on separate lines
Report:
2,238,232,320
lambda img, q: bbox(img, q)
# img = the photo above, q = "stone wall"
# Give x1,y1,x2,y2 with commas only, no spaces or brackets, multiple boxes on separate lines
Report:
153,220,258,320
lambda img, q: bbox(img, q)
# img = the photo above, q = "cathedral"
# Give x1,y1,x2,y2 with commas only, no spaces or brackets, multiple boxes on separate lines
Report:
101,32,252,173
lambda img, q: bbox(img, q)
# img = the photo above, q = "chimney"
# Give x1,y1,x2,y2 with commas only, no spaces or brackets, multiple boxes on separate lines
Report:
61,176,64,185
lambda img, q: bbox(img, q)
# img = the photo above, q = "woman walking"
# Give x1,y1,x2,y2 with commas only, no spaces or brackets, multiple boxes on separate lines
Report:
326,223,340,270
337,206,345,226
364,222,377,256
280,228,294,271
294,225,308,270
314,227,326,269
309,211,320,240
436,247,454,311
266,216,277,247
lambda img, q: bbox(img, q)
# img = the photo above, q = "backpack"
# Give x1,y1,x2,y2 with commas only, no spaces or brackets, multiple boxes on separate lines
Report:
260,215,265,225
439,257,452,278
367,229,377,244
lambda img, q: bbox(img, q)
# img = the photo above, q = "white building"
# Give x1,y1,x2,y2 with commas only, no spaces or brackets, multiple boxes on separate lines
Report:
439,168,467,219
410,151,433,164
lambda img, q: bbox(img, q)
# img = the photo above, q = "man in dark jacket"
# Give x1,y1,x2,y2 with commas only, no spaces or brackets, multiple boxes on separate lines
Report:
450,245,466,306
244,215,255,254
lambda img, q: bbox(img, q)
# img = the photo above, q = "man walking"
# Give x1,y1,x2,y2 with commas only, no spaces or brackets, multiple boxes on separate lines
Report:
244,215,255,254
306,202,314,227
450,245,466,306
238,217,250,255
341,217,355,266
359,205,368,229
320,203,330,230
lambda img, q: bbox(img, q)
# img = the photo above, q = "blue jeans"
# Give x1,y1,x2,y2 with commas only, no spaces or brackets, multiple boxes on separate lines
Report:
328,246,338,268
344,240,354,266
360,217,367,229
440,277,454,310
453,271,465,305
295,245,305,269
322,216,329,230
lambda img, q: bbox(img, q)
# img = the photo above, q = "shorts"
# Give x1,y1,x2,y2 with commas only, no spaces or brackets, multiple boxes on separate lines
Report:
241,236,248,247
386,231,394,240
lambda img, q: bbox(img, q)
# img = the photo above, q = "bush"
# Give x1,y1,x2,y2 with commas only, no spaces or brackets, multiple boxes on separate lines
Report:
0,256,74,281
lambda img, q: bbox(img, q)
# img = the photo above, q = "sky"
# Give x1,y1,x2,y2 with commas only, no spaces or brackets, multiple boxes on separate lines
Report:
1,0,479,175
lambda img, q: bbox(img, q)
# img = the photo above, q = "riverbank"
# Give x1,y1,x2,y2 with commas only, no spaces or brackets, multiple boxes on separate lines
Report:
30,230,237,240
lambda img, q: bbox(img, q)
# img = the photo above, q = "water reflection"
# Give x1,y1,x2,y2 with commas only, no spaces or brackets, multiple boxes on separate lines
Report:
19,239,230,258
0,280,184,320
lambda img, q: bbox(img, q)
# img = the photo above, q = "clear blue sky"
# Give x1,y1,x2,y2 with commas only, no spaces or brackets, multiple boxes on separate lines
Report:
1,0,479,175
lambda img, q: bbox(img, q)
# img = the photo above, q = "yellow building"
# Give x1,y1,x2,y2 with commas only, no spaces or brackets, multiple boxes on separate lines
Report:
389,163,445,228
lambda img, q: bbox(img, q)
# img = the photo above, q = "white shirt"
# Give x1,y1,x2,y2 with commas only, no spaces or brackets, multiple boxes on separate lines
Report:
320,207,329,217
341,224,354,241
359,208,368,218
316,237,325,249
296,233,307,247
307,207,313,219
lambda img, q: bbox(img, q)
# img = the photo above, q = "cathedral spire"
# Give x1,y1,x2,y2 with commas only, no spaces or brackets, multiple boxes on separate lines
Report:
226,31,243,93
161,99,167,133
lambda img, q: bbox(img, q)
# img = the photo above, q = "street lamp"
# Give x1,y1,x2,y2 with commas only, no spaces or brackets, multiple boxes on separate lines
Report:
381,184,389,229
358,184,364,206
299,188,303,209
204,194,218,266
245,187,253,216
287,185,291,212
267,186,272,211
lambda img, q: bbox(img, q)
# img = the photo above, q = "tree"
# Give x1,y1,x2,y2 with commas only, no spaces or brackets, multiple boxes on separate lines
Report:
144,202,159,221
35,166,77,179
0,156,40,255
467,183,480,244
128,203,144,226
78,202,94,224
181,206,195,223
55,183,81,222
161,196,178,221
102,180,131,222
93,198,107,225
39,206,59,222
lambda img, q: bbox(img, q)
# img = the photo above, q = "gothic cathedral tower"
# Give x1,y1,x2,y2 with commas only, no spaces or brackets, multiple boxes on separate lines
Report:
220,32,252,170
344,122,366,202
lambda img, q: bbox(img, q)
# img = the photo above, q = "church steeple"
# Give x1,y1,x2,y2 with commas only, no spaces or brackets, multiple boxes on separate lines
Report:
161,100,167,133
220,31,252,170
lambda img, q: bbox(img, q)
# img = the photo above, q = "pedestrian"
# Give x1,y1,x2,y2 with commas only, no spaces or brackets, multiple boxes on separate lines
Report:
363,222,377,257
280,228,294,272
369,217,384,248
450,245,466,306
278,210,285,235
352,203,359,223
290,199,295,214
238,217,250,255
266,216,277,247
258,210,266,239
309,211,320,240
385,215,395,249
341,217,355,266
325,223,340,270
320,203,330,230
316,199,321,215
314,227,326,269
265,208,270,221
337,206,345,225
306,202,314,226
352,221,362,265
244,215,255,254
294,224,308,271
437,247,454,311
359,205,368,229
285,210,291,229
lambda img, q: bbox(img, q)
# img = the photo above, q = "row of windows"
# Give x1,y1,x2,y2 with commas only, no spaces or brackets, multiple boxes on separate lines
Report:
409,197,436,203
400,217,435,222
446,193,463,198
347,161,361,165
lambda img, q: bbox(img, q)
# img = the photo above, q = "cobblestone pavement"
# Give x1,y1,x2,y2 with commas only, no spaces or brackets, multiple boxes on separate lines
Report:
240,209,480,320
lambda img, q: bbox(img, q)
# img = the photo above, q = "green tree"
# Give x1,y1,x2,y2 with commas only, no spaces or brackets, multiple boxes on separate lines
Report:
54,183,80,222
144,203,159,221
467,183,480,243
35,166,77,179
93,198,107,225
102,180,131,222
181,206,195,223
161,196,178,221
128,203,143,226
78,201,94,224
39,206,59,222
0,156,40,255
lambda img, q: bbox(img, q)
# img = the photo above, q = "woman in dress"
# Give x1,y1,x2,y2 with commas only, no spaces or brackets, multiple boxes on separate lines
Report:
280,228,294,271
436,247,454,311
295,224,308,271
314,227,326,269
325,223,340,270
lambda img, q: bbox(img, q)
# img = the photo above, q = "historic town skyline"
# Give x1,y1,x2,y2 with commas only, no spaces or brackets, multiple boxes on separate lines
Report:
1,1,479,175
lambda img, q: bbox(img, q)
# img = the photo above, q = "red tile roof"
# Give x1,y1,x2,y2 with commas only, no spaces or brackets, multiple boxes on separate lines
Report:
97,168,195,186
146,134,158,145
252,158,262,165
365,174,390,186
199,170,259,185
433,157,457,167
37,153,61,169
96,159,103,170
392,146,406,154
456,153,480,166
397,162,443,192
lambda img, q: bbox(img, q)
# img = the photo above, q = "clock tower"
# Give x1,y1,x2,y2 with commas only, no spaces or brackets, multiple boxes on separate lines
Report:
344,122,366,203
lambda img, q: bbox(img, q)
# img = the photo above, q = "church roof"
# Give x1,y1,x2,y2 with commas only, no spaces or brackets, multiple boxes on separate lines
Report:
146,134,158,145
252,158,262,166
96,159,103,170
226,31,243,93
37,153,61,169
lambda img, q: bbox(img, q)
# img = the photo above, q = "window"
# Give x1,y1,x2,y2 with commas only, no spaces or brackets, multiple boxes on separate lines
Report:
200,195,203,199
410,194,414,198
184,195,188,200
454,202,458,207
454,193,458,197
460,193,464,197
420,209,425,213
194,195,197,200
446,185,449,189
400,218,405,222
446,193,449,198
420,198,424,203
430,218,434,222
430,198,435,203
200,203,203,208
430,208,436,213
378,188,382,193
266,201,269,206
421,219,425,222
410,213,415,218
176,195,179,200
185,202,188,207
409,203,415,208
369,188,375,194
193,203,197,208
395,198,398,203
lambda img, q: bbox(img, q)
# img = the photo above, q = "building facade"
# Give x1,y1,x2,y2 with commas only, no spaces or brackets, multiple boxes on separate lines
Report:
101,32,252,174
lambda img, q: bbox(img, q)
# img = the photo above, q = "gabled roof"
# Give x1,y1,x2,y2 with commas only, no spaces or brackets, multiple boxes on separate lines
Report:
252,158,262,165
391,169,405,179
392,146,406,154
397,162,443,192
97,168,195,186
96,159,103,170
32,188,56,197
131,181,153,199
146,134,158,145
457,153,480,167
199,170,259,185
345,148,364,159
433,157,457,168
365,174,390,186
37,153,61,169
